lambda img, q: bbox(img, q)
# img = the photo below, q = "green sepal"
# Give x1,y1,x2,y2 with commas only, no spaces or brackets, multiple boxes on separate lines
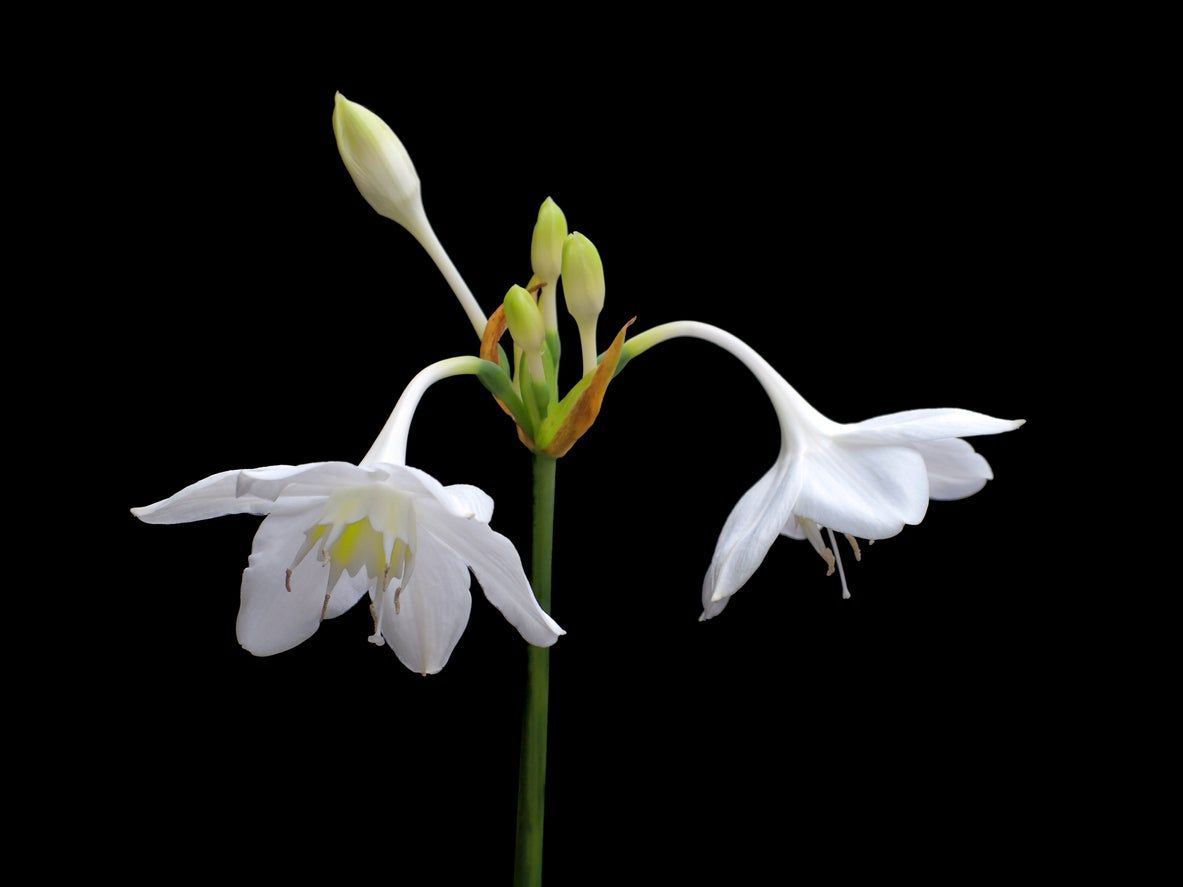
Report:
475,359,534,436
541,340,559,404
518,357,551,426
545,330,562,399
535,368,594,450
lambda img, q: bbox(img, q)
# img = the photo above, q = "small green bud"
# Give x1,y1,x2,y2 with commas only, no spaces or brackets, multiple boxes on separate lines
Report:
561,232,605,325
503,285,545,353
531,197,568,285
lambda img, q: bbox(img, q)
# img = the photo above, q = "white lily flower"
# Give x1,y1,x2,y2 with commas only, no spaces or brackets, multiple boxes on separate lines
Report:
132,359,562,673
618,322,1023,619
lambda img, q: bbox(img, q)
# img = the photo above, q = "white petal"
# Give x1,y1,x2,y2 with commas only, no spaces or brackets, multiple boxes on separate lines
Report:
419,507,563,647
396,470,493,522
780,514,807,540
235,502,373,653
323,577,372,620
132,465,294,524
236,462,384,502
381,531,472,675
795,440,929,539
703,455,803,606
700,595,731,621
442,484,495,522
372,463,465,510
237,503,335,656
837,408,1024,445
913,438,994,501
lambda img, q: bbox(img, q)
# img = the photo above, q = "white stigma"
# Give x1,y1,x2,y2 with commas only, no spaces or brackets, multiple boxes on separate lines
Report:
369,586,387,646
826,527,851,600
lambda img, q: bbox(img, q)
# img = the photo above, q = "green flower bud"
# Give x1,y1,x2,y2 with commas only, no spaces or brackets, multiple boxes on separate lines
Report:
561,232,605,325
531,197,568,285
503,285,545,354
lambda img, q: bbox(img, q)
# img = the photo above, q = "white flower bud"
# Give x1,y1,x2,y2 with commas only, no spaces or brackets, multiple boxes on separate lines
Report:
332,92,426,237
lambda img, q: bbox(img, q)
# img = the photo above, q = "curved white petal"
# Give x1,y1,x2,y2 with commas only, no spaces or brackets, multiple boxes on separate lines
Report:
381,531,473,675
442,484,495,522
237,503,337,656
132,465,295,524
380,463,496,522
419,507,563,647
780,514,808,540
913,438,994,501
795,441,929,539
703,455,803,607
838,408,1024,445
700,594,732,621
237,462,385,502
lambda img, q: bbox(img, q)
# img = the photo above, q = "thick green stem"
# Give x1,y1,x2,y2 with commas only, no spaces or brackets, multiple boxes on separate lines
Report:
514,455,556,887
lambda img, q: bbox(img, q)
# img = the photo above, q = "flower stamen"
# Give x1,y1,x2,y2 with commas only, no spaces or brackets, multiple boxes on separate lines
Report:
844,534,862,562
798,517,836,576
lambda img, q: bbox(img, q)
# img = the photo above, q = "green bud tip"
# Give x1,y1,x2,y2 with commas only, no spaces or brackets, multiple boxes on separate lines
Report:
561,232,605,323
531,197,569,283
503,285,545,353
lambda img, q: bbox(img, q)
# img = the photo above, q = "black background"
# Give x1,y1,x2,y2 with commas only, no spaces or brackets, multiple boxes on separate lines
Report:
98,41,1064,881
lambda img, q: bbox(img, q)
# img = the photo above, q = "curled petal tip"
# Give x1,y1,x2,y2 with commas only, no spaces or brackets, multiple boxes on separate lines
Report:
1014,418,1027,428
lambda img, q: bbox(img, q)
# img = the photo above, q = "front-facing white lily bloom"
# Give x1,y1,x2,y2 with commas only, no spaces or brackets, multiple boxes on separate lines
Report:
132,359,562,673
617,322,1023,619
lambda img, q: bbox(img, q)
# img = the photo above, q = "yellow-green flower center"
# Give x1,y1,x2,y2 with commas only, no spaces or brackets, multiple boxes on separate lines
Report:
286,486,417,615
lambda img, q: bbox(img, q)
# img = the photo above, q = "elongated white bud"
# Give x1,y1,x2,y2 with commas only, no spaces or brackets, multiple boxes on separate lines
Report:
333,92,487,339
332,92,427,238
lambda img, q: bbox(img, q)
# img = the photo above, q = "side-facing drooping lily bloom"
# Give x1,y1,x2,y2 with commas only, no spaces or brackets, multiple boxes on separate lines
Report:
132,358,563,673
615,321,1023,619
